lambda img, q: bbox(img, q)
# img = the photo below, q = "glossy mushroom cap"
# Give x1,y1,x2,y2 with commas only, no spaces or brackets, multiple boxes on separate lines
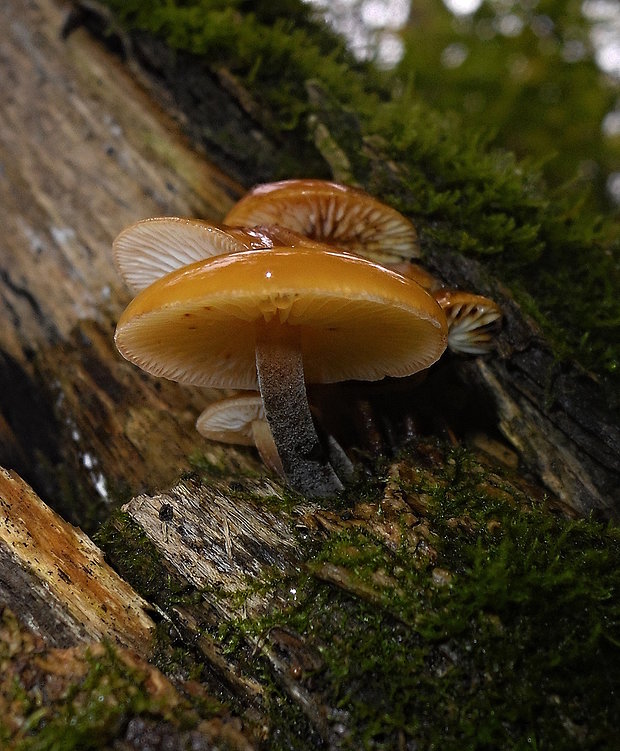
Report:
115,246,447,389
224,179,420,263
228,224,322,250
113,218,320,293
434,290,502,355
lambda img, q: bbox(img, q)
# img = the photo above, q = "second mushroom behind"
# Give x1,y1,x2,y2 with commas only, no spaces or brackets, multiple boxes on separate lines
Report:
224,179,420,264
196,392,284,477
115,245,447,498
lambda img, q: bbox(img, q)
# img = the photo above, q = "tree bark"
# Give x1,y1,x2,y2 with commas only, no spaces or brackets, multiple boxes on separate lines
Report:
0,468,153,650
0,0,248,530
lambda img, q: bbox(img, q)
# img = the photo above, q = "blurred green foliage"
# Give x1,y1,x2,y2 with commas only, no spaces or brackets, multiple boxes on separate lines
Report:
397,0,620,214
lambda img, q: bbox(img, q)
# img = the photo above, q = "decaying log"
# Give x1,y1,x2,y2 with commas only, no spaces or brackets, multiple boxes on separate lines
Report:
0,466,153,650
0,467,263,747
122,475,309,710
0,3,273,741
113,450,574,748
125,476,302,620
0,606,256,750
118,473,381,746
0,0,244,527
421,250,620,519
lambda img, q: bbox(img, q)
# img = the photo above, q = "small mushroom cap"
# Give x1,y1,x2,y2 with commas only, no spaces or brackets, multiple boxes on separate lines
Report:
196,393,284,476
113,217,248,293
113,218,319,293
434,290,502,355
224,179,420,263
196,393,264,445
115,246,447,390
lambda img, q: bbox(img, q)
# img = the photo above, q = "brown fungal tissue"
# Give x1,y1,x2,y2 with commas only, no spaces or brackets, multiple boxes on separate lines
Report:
113,180,501,497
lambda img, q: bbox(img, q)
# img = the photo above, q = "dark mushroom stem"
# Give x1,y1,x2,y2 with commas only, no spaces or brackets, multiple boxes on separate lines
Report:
255,321,343,497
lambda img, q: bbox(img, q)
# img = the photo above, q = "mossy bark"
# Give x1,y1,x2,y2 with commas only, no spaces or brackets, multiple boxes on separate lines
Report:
0,1,619,749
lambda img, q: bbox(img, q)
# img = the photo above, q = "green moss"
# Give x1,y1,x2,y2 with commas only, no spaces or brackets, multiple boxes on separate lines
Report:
188,451,309,516
97,0,619,391
94,511,224,687
1,627,227,751
90,440,619,748
186,451,231,479
14,647,151,750
220,447,620,749
94,510,189,608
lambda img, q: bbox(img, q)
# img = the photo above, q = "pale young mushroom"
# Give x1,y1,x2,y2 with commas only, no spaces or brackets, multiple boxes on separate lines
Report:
196,393,354,482
433,290,502,355
224,179,420,264
196,393,284,476
115,245,447,497
113,217,318,293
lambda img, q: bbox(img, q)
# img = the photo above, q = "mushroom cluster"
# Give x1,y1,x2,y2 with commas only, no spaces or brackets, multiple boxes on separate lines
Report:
114,180,501,497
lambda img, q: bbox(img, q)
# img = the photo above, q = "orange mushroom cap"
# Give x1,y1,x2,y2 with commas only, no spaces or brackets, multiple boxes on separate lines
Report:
434,290,502,355
224,179,420,263
115,246,447,390
386,261,441,292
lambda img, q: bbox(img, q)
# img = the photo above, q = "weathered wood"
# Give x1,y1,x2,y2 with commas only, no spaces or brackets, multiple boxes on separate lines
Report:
0,0,245,524
122,476,307,709
124,475,304,620
422,249,620,518
116,454,564,747
0,467,154,650
119,475,363,745
0,7,278,740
